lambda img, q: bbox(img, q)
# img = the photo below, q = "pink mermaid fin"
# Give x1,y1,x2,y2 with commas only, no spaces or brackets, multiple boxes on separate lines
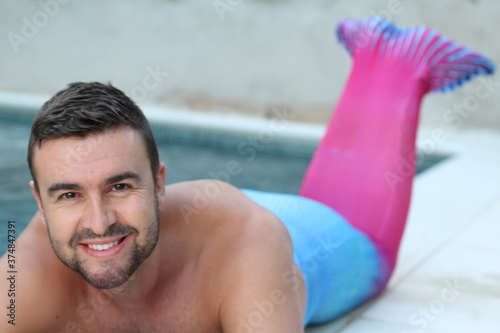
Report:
300,17,495,271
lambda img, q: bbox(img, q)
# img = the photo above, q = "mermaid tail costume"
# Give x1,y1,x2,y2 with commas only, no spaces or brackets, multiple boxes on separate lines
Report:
243,17,495,325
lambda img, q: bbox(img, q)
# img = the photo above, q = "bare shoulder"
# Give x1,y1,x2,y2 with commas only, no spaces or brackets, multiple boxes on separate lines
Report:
164,179,263,223
0,212,76,332
166,178,294,248
165,179,292,241
166,180,306,332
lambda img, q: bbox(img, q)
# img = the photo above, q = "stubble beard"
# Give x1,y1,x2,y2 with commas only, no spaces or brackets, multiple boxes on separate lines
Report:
46,198,160,289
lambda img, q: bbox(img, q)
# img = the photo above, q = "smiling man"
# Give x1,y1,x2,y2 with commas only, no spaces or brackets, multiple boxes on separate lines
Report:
33,129,161,291
0,82,307,332
1,17,495,333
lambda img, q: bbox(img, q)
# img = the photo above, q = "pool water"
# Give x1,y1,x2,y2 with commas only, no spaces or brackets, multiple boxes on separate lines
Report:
0,119,312,253
0,118,447,255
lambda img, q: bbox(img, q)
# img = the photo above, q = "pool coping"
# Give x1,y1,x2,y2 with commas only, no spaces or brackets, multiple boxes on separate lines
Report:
0,90,323,158
0,90,458,164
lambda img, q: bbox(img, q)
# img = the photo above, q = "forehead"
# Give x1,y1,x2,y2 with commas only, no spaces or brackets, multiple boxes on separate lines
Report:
32,128,150,185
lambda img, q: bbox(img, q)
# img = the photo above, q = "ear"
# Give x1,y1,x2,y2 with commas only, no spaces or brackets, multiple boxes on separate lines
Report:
155,162,167,196
29,180,45,219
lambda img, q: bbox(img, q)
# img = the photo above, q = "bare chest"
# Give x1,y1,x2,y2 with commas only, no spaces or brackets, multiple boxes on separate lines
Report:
57,288,220,333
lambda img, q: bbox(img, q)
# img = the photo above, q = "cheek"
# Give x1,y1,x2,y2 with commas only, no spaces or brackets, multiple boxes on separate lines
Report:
41,198,88,239
115,195,157,223
44,210,78,242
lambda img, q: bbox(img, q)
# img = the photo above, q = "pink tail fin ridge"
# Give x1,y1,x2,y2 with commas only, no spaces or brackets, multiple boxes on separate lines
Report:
337,17,495,92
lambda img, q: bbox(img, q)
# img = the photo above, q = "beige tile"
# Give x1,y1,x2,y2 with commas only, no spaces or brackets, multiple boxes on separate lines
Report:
392,150,500,281
453,198,500,251
332,317,417,333
363,244,500,332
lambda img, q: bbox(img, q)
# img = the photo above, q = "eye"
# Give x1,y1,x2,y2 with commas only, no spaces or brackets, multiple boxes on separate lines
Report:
112,184,130,191
60,192,77,200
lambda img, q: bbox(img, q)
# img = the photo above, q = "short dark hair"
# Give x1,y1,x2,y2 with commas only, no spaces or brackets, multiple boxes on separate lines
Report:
28,82,160,190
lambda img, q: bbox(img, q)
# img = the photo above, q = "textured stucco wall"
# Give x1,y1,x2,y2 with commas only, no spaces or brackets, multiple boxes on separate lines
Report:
1,0,499,131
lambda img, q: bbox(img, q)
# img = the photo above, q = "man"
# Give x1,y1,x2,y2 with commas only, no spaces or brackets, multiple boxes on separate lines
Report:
1,81,306,332
1,17,494,332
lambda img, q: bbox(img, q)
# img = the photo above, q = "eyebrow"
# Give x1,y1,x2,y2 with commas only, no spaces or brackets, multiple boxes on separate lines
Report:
105,171,142,185
47,183,82,197
47,171,142,197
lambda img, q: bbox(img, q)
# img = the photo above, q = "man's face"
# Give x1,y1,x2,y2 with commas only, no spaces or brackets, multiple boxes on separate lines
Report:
31,127,163,289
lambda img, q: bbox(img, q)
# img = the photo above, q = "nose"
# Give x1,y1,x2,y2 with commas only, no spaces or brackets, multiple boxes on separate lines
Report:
81,195,116,235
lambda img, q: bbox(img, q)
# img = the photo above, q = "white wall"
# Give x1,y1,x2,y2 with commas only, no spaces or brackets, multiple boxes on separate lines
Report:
1,0,499,131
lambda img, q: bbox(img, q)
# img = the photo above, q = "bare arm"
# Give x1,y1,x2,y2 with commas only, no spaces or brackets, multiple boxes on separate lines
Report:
0,212,63,332
219,209,306,333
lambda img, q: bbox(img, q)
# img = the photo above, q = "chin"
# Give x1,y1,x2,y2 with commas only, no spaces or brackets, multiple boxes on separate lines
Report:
80,263,135,289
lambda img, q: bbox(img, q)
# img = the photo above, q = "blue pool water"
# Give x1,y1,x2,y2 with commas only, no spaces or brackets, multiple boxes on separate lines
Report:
0,117,447,255
0,118,312,253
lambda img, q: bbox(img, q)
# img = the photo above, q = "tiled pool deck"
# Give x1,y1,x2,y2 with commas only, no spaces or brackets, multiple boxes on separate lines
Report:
307,129,500,333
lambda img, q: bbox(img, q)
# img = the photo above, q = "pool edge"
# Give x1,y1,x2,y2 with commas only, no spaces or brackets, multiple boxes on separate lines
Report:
0,91,324,158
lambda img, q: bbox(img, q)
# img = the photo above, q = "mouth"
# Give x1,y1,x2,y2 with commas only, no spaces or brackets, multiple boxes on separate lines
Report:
79,235,130,259
86,237,125,251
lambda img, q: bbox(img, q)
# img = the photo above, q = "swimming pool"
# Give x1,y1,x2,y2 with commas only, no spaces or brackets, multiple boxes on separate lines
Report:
0,109,447,255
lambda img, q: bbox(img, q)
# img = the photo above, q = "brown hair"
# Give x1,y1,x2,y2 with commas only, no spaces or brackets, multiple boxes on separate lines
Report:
28,82,160,190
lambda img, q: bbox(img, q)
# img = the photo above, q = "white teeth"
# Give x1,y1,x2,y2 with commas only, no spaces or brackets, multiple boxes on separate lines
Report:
87,240,120,251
